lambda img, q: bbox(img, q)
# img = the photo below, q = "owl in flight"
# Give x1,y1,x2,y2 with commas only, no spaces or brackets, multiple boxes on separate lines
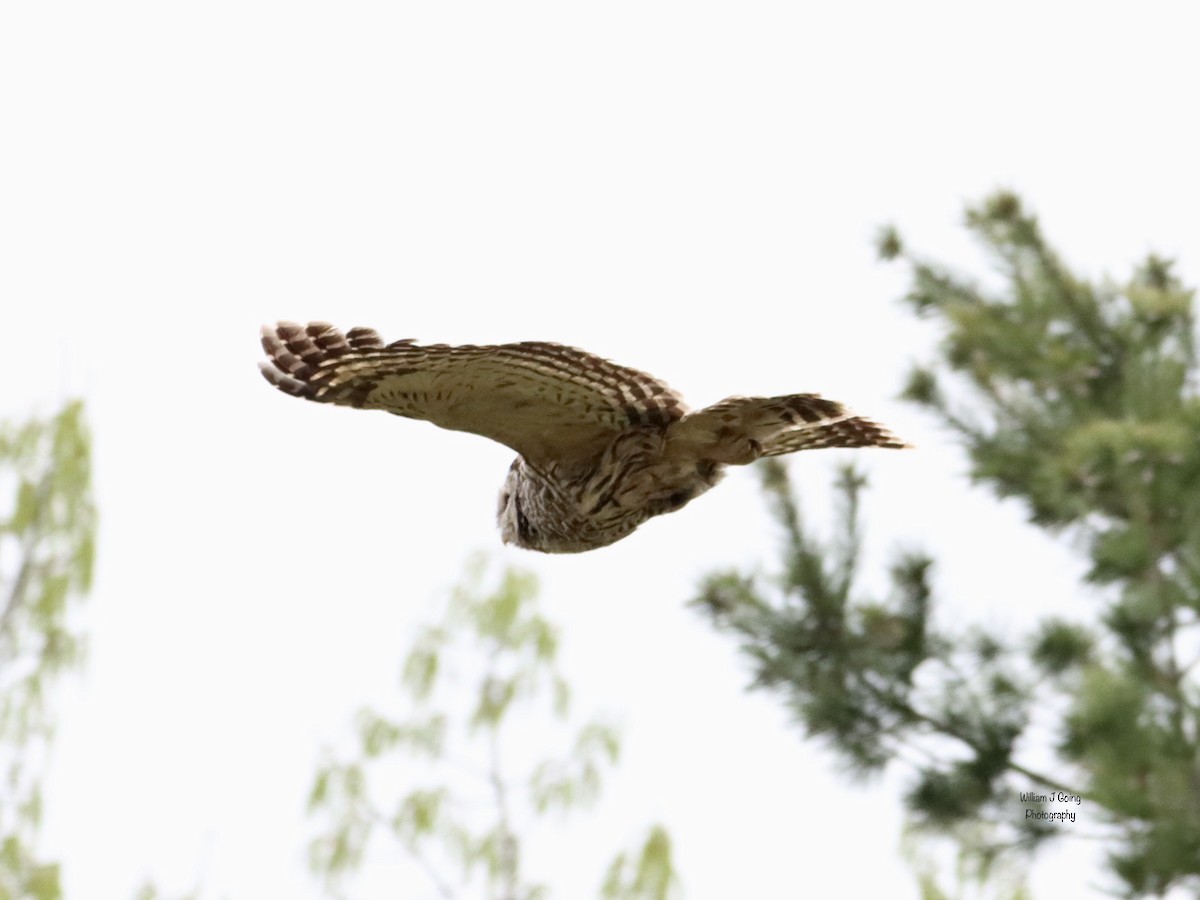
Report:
260,322,909,553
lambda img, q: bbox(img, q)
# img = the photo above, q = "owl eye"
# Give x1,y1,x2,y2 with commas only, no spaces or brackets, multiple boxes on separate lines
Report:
665,490,691,510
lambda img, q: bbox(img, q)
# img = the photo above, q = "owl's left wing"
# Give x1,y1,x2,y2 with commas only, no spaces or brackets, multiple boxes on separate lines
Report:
259,322,687,464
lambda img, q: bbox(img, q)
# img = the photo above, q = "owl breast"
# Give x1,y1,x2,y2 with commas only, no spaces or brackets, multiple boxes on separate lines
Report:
497,428,725,553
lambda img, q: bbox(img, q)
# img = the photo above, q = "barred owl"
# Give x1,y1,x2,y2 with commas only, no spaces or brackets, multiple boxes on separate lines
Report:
259,322,909,553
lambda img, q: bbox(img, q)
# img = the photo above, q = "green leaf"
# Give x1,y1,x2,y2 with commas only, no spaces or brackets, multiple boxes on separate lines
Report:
472,675,517,728
401,629,443,700
552,676,571,718
9,479,38,534
308,765,331,810
600,826,678,900
26,861,61,900
576,721,620,766
392,788,447,843
357,710,402,758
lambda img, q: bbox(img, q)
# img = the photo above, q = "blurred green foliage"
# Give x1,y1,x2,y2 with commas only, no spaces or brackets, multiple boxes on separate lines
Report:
0,401,95,900
697,193,1200,897
309,555,679,900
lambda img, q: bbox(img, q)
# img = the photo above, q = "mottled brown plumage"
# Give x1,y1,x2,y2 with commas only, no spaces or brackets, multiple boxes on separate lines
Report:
259,321,909,552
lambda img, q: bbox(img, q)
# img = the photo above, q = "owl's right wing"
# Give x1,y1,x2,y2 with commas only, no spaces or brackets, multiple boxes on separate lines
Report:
668,393,909,464
259,322,688,465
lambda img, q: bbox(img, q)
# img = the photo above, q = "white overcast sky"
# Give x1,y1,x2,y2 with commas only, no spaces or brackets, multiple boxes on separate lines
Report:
3,2,1199,898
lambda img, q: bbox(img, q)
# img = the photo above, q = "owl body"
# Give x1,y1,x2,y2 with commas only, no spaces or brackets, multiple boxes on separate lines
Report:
259,322,909,553
498,427,725,553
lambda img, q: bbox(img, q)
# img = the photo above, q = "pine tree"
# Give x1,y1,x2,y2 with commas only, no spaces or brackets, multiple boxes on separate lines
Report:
694,192,1200,897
